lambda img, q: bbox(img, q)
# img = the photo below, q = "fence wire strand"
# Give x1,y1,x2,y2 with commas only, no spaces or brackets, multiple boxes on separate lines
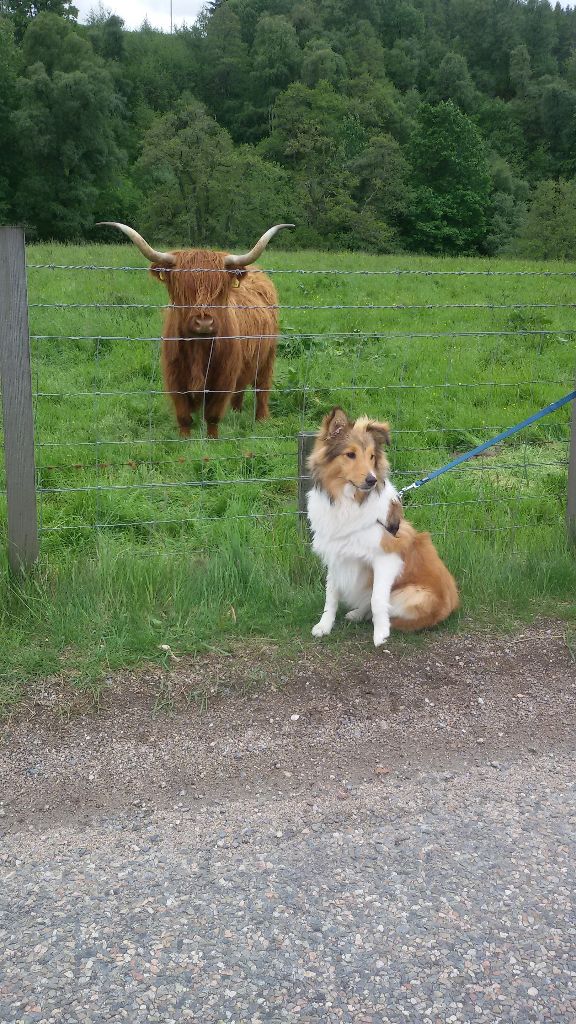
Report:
26,262,576,278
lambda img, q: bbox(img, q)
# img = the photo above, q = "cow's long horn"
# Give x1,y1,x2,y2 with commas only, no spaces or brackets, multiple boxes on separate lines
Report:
96,222,176,266
224,223,295,269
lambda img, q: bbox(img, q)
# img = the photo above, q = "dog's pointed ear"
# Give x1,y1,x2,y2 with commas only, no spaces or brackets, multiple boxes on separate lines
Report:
366,420,391,446
321,407,350,439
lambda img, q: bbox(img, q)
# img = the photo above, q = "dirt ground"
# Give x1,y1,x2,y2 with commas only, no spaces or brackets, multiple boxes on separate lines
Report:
1,623,574,832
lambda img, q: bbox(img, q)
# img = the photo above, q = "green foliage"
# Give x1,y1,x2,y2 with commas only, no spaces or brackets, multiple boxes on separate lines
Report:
301,42,347,89
135,99,293,247
509,44,532,97
539,80,576,172
511,178,576,259
11,13,124,239
0,0,78,41
485,155,528,254
429,52,478,112
195,5,250,134
0,16,18,221
252,14,301,95
407,101,492,253
2,0,576,254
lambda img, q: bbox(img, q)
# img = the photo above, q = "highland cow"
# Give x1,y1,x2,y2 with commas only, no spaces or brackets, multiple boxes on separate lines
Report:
97,222,293,438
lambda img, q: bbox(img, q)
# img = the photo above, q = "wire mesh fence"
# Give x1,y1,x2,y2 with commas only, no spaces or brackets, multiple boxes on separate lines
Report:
1,230,575,565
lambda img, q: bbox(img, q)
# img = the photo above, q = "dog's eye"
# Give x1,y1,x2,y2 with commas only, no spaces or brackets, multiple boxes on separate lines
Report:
346,451,356,460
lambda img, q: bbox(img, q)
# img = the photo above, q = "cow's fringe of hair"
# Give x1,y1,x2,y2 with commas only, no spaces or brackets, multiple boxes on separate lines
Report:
152,250,234,306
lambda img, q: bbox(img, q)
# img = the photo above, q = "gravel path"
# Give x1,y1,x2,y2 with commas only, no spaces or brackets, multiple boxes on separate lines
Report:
1,626,575,1023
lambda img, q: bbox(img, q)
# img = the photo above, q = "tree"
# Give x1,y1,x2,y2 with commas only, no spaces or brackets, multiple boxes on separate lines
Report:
511,179,576,259
384,38,420,92
509,44,532,97
263,80,355,171
406,101,492,254
195,5,250,135
135,99,294,248
263,81,400,250
123,24,196,116
522,0,558,78
342,20,388,82
1,0,78,41
539,81,576,173
429,53,477,113
301,43,347,89
449,0,521,95
0,17,18,221
348,133,411,227
485,156,528,254
86,11,125,62
12,13,124,238
251,15,301,101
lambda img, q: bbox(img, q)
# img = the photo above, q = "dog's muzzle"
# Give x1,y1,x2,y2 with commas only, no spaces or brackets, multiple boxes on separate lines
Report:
357,474,377,492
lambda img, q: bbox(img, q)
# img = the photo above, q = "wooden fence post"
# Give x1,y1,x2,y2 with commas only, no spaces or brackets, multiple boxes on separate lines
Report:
568,386,576,544
297,431,316,534
0,226,39,572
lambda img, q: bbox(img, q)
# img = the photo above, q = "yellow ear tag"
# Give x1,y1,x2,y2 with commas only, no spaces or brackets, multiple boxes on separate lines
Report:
158,271,166,282
232,277,241,288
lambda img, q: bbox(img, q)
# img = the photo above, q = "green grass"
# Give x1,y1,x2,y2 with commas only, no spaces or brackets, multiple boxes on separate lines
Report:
1,243,575,709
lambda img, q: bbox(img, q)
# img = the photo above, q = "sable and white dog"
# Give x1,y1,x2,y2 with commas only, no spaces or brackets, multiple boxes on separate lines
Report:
307,408,459,646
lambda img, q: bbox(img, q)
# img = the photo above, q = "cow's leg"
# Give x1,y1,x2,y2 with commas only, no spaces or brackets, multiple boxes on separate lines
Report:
203,379,236,440
201,339,242,438
170,392,193,437
231,389,245,412
255,343,276,421
230,365,253,413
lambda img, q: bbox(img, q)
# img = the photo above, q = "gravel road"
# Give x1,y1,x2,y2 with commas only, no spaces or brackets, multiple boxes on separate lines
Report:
1,625,575,1023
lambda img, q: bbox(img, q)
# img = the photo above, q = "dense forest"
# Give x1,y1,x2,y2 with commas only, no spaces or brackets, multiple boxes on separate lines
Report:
2,0,576,255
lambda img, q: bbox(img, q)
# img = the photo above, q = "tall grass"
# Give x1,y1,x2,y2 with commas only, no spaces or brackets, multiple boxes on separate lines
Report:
0,243,575,707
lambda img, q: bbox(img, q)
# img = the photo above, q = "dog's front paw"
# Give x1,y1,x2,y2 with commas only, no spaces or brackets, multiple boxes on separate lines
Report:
373,622,390,647
312,618,333,638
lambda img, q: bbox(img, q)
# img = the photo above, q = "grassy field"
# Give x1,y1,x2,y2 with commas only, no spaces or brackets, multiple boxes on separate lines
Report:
0,242,575,708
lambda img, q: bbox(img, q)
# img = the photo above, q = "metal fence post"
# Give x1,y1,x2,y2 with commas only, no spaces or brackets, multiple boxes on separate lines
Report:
0,226,39,572
568,387,576,544
297,431,316,533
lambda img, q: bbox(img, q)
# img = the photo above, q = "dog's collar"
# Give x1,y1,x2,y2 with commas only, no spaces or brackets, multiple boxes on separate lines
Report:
377,516,400,536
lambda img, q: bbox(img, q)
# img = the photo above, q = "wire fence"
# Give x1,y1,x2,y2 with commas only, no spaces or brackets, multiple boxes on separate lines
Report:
1,230,575,567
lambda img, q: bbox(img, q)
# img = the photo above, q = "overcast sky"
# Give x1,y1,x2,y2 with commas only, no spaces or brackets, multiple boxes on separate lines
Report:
75,0,206,32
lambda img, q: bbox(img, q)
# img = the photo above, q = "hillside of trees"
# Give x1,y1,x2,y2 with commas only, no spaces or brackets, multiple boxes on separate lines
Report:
2,0,576,255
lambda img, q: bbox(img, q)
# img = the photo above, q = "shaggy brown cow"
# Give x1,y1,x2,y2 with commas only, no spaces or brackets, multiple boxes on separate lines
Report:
97,222,293,438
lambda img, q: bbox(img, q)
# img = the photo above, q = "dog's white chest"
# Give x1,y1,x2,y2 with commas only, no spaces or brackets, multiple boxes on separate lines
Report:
306,485,401,612
306,486,392,562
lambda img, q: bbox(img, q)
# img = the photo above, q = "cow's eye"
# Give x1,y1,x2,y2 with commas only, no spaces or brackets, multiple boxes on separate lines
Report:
346,451,356,460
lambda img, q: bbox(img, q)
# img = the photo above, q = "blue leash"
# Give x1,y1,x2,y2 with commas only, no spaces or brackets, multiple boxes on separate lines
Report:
398,388,576,498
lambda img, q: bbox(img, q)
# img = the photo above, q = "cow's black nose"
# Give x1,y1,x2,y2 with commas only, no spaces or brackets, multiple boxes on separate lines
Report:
365,474,377,488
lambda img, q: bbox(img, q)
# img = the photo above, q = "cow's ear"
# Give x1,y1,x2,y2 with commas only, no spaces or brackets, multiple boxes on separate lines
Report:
150,263,169,284
229,269,247,289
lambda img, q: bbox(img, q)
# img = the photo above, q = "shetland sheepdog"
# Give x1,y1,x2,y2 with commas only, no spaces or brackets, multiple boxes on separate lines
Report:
306,408,459,646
